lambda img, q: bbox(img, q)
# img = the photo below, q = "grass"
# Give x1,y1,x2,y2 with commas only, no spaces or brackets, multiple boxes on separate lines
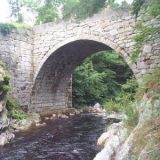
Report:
135,68,160,101
104,77,139,128
6,95,30,120
131,23,160,63
131,117,160,159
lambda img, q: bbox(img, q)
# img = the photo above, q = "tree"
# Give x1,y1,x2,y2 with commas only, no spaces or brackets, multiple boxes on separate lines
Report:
8,0,41,23
62,0,106,20
105,0,119,8
36,0,58,23
131,0,145,17
121,1,130,8
72,51,133,107
8,0,24,22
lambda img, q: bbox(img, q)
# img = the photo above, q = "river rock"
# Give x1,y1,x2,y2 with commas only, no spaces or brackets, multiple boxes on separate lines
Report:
11,119,33,131
29,113,41,123
35,122,46,127
107,112,127,121
94,122,128,160
52,114,56,117
44,117,50,120
0,103,3,112
0,131,15,146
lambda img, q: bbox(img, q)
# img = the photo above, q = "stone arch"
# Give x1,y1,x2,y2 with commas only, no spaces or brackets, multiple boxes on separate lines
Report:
33,34,132,81
30,37,134,113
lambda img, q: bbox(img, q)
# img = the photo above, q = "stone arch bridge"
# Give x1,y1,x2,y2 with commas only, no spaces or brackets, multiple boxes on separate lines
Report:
0,9,159,113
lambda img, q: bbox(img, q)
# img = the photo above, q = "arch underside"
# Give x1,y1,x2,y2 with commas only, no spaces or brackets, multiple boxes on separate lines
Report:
30,40,124,113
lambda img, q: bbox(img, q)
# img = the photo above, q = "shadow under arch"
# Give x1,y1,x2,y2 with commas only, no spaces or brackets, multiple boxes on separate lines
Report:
29,39,133,113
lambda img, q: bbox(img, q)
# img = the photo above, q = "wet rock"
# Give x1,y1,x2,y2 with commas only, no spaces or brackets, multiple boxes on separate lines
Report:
57,113,69,118
50,116,55,120
94,122,128,160
0,131,15,146
29,113,41,123
0,103,3,112
35,122,46,127
107,112,127,121
69,113,75,116
11,119,33,131
44,117,50,120
61,115,69,118
52,114,56,117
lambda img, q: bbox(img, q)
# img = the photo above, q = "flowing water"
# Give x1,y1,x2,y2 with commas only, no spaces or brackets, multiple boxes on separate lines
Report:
0,113,107,160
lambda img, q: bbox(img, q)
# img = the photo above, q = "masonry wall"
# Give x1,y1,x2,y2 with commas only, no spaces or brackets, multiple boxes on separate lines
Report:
0,29,34,107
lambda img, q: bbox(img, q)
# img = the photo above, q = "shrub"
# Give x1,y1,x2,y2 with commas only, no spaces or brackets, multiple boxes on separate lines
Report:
0,23,16,36
6,96,30,120
0,22,31,36
135,68,160,100
0,75,11,94
104,77,139,127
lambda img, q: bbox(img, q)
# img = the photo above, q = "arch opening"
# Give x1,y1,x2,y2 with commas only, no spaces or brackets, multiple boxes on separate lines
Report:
29,39,133,113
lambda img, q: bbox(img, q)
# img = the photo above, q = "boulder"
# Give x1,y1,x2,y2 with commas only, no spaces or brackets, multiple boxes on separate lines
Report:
29,113,41,123
11,119,33,131
94,122,128,160
0,131,15,146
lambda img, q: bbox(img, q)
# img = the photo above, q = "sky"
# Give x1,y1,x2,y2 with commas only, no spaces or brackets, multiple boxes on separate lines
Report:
0,0,133,23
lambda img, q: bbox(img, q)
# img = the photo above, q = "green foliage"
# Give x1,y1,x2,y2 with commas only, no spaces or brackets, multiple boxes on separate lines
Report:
151,151,158,160
131,0,160,62
1,85,10,94
0,22,31,36
121,0,130,9
0,61,7,69
72,51,133,107
0,76,11,94
148,0,160,17
36,0,58,23
104,77,138,113
0,61,11,95
35,0,127,23
136,68,160,100
105,0,120,8
131,0,144,17
131,24,160,63
104,77,139,127
62,0,106,20
63,0,129,20
6,96,29,120
0,23,16,36
8,0,24,23
12,0,130,23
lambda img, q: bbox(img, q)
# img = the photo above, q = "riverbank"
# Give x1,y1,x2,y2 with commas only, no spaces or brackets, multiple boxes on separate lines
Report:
94,94,160,159
1,106,106,146
11,106,106,132
93,113,128,160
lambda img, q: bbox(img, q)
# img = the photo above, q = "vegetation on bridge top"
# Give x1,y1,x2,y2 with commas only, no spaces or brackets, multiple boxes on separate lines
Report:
0,22,31,36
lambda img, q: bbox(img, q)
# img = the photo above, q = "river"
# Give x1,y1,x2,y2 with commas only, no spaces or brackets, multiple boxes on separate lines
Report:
0,113,107,160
